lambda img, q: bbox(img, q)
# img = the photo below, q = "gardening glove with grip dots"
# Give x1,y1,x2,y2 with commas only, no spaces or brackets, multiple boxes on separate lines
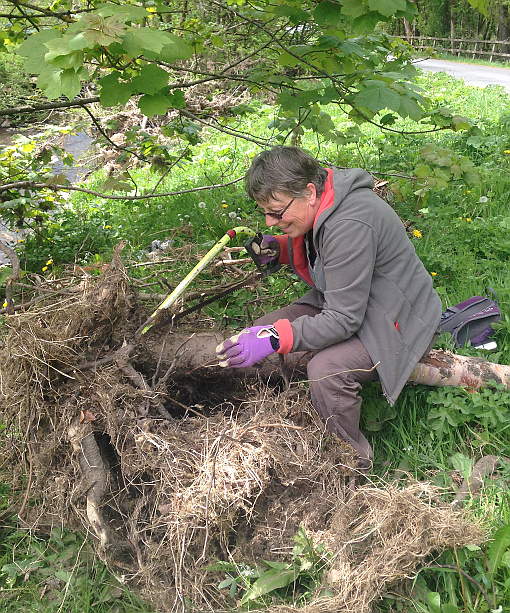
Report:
216,326,280,368
244,234,280,272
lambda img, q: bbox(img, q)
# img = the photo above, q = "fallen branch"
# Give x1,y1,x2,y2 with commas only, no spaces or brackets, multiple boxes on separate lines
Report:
452,455,510,507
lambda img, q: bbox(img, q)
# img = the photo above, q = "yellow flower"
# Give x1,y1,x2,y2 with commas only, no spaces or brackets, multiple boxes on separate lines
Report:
430,272,438,276
222,204,229,209
45,259,53,266
146,6,157,11
104,225,112,229
2,301,7,308
465,217,472,222
412,229,422,238
504,150,510,154
42,266,48,272
17,238,25,243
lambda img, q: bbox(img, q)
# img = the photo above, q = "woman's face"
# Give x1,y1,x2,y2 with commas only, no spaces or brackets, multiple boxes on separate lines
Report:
258,183,319,237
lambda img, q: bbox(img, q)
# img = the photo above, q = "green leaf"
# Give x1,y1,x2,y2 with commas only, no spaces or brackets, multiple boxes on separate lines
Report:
271,4,309,23
368,0,407,17
37,68,63,100
77,14,125,46
355,81,401,112
352,11,382,33
239,568,297,604
17,30,58,72
60,68,82,100
99,72,133,106
122,28,170,56
314,1,343,27
96,3,148,20
487,525,510,579
450,452,473,481
138,93,174,117
398,95,423,121
158,34,193,62
466,0,489,17
131,64,169,95
425,591,441,613
341,0,367,18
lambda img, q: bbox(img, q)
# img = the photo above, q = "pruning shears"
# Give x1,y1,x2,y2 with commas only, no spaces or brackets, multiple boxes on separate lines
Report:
137,226,267,336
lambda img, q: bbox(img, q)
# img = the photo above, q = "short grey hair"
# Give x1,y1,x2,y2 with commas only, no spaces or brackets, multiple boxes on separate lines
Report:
245,146,328,203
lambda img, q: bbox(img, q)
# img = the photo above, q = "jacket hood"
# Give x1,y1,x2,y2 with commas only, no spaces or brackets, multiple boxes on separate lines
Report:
314,168,374,230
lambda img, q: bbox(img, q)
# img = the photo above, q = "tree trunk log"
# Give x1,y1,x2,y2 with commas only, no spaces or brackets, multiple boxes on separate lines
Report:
142,333,510,391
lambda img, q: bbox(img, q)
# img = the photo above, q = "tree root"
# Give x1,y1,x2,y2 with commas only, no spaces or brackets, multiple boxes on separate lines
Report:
68,418,111,548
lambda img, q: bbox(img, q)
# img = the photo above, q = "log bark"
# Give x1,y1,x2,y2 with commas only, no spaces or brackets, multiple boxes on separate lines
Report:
142,333,510,391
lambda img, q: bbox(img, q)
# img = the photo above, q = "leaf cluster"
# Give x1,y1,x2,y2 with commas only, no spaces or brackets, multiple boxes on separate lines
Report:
208,525,331,608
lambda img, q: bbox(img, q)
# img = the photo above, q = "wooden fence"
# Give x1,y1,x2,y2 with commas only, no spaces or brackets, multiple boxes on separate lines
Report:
398,35,510,62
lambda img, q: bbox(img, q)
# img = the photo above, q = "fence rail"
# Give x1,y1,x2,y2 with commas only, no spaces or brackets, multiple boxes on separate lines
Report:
397,35,510,62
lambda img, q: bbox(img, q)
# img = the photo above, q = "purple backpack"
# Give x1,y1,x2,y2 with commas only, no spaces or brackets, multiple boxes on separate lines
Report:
438,293,501,348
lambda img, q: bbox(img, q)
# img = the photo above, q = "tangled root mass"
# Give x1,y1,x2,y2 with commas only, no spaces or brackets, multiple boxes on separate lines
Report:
0,255,485,612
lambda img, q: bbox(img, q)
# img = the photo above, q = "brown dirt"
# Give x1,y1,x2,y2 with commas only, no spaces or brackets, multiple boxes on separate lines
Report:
0,252,486,613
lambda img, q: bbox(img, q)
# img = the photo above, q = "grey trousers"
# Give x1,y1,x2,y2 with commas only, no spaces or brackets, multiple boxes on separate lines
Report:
255,303,378,463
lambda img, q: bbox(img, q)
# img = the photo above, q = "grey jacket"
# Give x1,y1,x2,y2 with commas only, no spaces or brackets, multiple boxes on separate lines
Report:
275,168,442,405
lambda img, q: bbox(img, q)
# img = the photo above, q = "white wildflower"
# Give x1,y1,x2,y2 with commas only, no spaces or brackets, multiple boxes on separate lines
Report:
478,196,488,203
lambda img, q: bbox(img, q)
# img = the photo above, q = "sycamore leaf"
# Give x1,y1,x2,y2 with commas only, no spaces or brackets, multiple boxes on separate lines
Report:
138,93,174,117
122,28,177,56
60,68,82,100
368,0,407,17
167,90,185,109
78,14,125,46
17,30,58,73
99,72,133,106
271,4,309,23
96,3,148,20
156,34,193,62
314,1,343,27
355,81,401,112
398,95,423,121
37,68,63,100
352,11,382,33
131,64,169,95
341,0,367,18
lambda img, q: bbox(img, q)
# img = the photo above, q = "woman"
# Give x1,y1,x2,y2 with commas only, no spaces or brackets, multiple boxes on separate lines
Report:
216,146,441,467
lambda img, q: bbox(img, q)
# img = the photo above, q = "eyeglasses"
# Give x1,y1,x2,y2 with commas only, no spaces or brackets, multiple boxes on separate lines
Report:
257,197,296,221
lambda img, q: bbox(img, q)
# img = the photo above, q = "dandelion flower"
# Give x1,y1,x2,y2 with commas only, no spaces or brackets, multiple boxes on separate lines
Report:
2,300,7,308
198,201,206,209
42,266,48,272
222,204,229,209
431,272,437,276
503,150,510,154
104,225,112,229
412,229,422,238
465,217,472,222
479,196,488,203
45,259,53,266
228,211,237,219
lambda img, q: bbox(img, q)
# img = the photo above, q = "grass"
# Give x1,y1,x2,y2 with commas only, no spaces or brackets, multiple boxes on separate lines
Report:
3,70,510,611
434,52,510,69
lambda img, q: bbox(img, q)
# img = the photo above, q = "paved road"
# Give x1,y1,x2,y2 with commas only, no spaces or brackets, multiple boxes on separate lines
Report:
415,58,510,93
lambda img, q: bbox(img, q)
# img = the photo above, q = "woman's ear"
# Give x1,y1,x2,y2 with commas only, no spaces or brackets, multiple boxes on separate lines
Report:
306,182,318,207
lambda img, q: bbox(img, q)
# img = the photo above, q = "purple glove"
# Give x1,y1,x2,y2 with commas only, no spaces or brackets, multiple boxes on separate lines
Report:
216,325,279,368
245,234,280,267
